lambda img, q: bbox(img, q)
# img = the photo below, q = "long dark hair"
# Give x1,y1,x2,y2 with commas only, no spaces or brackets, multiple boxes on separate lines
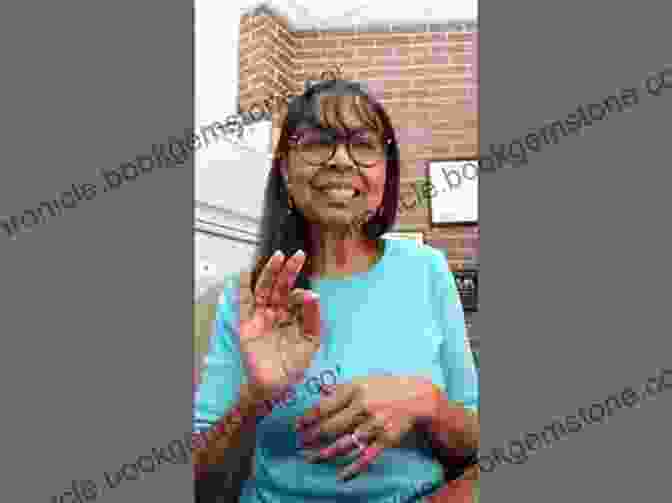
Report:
250,80,400,292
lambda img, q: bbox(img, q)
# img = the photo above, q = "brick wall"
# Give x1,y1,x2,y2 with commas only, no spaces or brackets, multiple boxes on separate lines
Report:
238,13,299,117
237,11,479,271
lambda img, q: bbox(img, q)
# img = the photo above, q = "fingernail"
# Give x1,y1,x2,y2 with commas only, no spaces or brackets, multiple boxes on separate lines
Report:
273,250,283,257
295,249,305,257
305,291,320,300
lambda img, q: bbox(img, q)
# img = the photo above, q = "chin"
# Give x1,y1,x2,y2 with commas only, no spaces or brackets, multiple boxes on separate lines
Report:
314,209,361,229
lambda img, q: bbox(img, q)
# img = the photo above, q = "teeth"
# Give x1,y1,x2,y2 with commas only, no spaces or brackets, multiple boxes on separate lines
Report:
323,188,356,199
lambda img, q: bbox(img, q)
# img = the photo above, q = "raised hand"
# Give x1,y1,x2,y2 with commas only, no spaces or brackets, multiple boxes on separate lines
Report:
238,250,322,402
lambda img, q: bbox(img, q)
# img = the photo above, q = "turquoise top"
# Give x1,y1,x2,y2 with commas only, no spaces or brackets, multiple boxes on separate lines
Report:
194,238,479,502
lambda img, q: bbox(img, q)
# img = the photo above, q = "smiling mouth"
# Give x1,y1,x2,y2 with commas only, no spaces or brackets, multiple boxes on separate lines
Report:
313,184,362,201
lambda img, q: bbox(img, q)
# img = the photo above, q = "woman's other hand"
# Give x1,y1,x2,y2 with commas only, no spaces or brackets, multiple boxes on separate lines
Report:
294,375,438,481
238,250,322,402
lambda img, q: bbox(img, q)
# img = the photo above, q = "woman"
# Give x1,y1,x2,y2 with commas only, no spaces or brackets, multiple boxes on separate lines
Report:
193,80,480,502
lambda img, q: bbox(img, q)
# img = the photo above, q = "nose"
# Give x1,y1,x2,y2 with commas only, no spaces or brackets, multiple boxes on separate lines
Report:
329,142,354,167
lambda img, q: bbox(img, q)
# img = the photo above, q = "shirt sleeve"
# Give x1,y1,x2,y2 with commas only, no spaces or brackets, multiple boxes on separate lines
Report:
430,249,479,412
193,276,247,434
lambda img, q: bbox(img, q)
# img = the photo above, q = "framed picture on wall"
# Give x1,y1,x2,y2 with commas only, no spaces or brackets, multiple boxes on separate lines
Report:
429,160,479,224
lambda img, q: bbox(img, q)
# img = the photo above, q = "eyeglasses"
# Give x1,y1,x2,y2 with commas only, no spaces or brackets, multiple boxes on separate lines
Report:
288,128,388,167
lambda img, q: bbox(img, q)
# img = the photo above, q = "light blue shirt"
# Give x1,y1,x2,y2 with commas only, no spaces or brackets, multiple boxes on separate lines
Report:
194,238,479,502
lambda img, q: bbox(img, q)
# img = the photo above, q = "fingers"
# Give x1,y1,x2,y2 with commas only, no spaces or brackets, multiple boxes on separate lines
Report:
304,434,358,462
329,411,410,480
253,249,306,311
298,403,368,447
270,250,306,307
304,421,376,462
337,440,386,482
295,289,321,341
285,289,319,335
296,383,356,431
254,251,286,308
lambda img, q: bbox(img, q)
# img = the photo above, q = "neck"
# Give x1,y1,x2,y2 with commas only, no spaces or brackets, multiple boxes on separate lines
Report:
307,224,380,279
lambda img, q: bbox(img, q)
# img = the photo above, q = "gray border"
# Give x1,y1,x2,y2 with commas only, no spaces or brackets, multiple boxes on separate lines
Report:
0,1,195,502
481,0,671,501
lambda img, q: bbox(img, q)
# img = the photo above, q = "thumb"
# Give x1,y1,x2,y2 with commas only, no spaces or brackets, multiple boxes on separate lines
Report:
289,289,321,341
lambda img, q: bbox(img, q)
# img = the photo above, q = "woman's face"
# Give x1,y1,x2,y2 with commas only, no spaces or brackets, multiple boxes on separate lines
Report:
284,95,387,231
